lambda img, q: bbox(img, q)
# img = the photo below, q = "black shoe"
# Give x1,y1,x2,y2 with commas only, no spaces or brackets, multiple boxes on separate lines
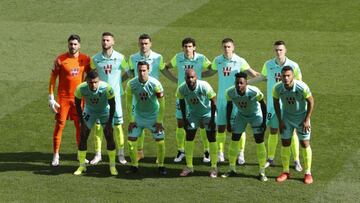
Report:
126,166,139,174
158,167,167,175
221,170,237,178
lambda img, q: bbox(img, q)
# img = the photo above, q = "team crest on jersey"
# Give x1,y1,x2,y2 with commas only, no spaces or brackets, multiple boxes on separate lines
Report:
286,97,295,104
274,73,281,82
190,97,200,105
139,92,148,101
104,64,112,74
184,65,194,70
222,66,232,76
238,101,247,108
70,67,80,76
90,97,99,104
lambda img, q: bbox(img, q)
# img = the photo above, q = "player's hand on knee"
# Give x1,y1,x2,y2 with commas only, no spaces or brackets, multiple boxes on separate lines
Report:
154,123,164,133
302,118,311,133
48,94,60,113
128,122,137,133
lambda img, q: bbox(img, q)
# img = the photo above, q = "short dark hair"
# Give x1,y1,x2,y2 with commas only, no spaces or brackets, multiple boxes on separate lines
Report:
222,38,234,44
68,34,81,42
139,33,151,41
281,66,294,73
182,37,196,47
86,70,99,80
274,40,286,46
235,72,247,80
137,61,150,69
102,32,114,38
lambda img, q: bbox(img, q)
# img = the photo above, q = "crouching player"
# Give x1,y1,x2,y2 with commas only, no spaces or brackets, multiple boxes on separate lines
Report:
177,69,218,178
221,72,268,181
126,61,166,175
73,70,118,176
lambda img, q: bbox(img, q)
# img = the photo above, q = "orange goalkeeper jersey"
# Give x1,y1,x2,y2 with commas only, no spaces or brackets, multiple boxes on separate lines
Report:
49,52,91,98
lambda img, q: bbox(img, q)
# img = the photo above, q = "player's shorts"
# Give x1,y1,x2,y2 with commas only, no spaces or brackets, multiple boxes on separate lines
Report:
232,112,264,135
113,95,123,124
186,114,216,132
82,109,110,129
56,97,79,122
216,97,237,125
175,99,189,119
281,113,311,141
266,111,279,129
128,115,165,140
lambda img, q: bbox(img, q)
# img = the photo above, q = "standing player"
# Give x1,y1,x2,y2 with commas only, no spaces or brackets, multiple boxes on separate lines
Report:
126,61,166,175
221,72,267,181
177,69,218,178
162,37,212,163
273,66,314,184
129,33,166,161
248,40,302,171
48,34,90,166
203,38,259,163
89,32,129,165
73,70,118,176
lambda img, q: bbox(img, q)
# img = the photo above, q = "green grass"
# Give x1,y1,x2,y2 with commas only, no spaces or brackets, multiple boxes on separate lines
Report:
0,0,359,202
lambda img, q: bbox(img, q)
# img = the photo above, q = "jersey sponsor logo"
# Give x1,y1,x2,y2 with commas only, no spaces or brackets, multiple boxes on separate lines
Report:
274,73,281,82
286,96,296,104
104,64,112,74
70,67,80,76
90,97,99,104
190,97,200,105
238,101,247,108
184,64,194,70
139,92,148,101
222,66,232,76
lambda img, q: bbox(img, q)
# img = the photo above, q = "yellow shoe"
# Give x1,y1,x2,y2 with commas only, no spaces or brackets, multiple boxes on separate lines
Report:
73,166,86,175
110,166,118,176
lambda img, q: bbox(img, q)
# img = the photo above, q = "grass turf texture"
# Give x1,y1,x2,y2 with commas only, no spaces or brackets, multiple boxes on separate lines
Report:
0,0,360,202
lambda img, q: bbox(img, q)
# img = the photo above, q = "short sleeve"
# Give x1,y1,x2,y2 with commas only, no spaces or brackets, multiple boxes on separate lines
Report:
261,63,267,77
159,55,165,70
211,58,217,70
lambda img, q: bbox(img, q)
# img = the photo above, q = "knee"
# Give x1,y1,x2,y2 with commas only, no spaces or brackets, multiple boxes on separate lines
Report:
218,125,226,133
282,139,291,147
254,134,264,143
300,140,310,148
270,128,278,134
231,133,241,141
207,133,216,142
56,120,65,128
128,137,137,142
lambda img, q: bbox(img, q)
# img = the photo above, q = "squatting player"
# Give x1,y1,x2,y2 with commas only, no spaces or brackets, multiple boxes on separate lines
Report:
126,61,166,175
89,32,129,165
176,69,218,178
73,70,118,176
249,40,302,171
274,66,314,184
162,37,212,163
221,72,267,182
48,34,90,166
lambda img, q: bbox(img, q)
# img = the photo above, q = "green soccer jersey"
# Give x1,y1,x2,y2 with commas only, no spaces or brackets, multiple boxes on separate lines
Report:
126,76,163,118
170,52,211,86
75,81,115,113
211,53,250,99
226,85,264,117
176,80,216,117
273,80,311,116
129,50,165,79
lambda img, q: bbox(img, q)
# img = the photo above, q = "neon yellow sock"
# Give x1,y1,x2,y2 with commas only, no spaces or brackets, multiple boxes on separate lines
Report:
137,131,145,150
114,125,124,149
107,149,116,166
209,142,218,168
302,146,312,174
92,124,103,153
185,141,194,168
176,127,185,151
257,142,267,169
281,146,291,172
200,128,209,151
291,133,300,161
238,132,246,152
229,140,239,170
267,133,278,159
217,132,226,153
157,140,165,167
128,140,138,167
78,150,87,166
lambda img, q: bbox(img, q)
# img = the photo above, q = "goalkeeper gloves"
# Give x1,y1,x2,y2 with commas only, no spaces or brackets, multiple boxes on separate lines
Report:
48,94,60,113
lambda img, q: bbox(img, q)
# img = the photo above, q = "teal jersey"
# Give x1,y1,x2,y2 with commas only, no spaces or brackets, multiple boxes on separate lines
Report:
211,53,250,98
91,50,129,95
261,57,302,114
75,81,115,113
176,80,216,117
273,80,311,116
170,52,211,86
126,76,163,118
226,85,264,117
129,50,165,79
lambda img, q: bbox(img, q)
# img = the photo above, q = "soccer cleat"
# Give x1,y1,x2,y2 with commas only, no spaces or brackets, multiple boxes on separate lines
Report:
158,167,167,175
126,166,139,174
73,166,86,175
221,170,237,178
209,168,218,178
258,173,268,182
203,151,210,163
264,159,275,168
90,153,102,165
304,174,313,184
174,150,185,163
179,167,193,177
217,152,225,163
137,149,144,161
294,160,303,172
51,154,59,167
237,151,245,165
276,172,290,182
110,166,118,176
118,149,127,165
